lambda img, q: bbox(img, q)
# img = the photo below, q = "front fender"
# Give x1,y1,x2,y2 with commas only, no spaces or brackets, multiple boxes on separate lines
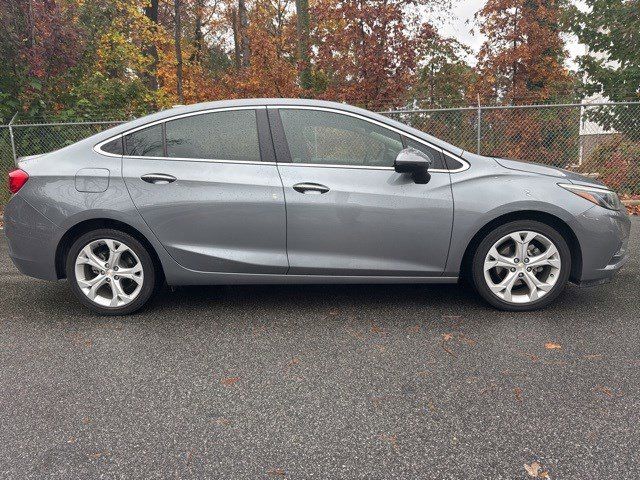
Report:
445,162,592,275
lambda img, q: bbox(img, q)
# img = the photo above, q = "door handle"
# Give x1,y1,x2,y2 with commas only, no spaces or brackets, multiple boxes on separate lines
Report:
292,182,330,194
141,173,177,184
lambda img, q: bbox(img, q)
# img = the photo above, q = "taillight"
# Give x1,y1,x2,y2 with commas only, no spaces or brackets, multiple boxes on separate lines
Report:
8,169,29,194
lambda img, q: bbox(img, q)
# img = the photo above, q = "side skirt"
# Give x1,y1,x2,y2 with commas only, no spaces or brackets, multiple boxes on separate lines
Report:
165,272,459,286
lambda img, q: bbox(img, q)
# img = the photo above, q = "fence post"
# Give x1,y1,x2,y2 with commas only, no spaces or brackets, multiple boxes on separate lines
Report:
476,96,482,155
8,112,18,166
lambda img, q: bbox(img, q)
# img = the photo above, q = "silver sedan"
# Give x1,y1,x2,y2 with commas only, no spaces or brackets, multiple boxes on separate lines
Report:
4,99,631,315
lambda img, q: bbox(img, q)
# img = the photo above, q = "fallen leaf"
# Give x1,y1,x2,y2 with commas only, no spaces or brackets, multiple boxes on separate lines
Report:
545,342,562,350
267,467,285,476
594,385,614,397
327,309,340,316
214,417,231,426
287,357,300,367
584,354,603,360
459,333,477,346
441,333,456,356
221,377,240,387
407,325,420,333
346,328,364,340
514,387,523,402
373,344,387,353
371,325,386,334
426,402,436,413
524,461,541,477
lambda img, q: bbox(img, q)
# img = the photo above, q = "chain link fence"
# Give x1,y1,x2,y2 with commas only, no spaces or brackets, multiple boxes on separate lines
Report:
1,102,639,208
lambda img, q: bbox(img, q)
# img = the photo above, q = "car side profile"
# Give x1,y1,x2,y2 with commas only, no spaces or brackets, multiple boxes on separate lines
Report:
4,99,631,315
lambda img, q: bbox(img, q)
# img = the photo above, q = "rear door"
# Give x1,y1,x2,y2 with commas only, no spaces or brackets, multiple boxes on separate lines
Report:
122,107,288,274
271,107,454,276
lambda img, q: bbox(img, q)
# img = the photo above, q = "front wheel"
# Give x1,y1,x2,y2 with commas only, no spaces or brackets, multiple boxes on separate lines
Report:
66,229,157,315
471,220,571,311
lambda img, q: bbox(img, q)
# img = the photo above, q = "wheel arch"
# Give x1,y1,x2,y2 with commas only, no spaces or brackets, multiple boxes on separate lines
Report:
459,210,583,283
55,218,165,281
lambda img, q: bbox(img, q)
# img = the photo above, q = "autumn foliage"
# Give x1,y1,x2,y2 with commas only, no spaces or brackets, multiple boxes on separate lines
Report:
0,0,579,123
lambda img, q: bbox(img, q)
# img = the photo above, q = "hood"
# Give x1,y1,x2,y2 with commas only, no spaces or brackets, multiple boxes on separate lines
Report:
495,157,606,188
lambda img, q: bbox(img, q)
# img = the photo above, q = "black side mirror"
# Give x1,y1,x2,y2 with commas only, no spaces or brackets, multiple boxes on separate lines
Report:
394,147,432,184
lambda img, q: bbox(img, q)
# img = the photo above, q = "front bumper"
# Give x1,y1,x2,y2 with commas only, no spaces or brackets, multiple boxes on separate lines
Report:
573,205,631,285
4,195,59,280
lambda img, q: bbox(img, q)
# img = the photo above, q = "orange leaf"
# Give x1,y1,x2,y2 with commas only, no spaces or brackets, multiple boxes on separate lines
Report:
545,342,561,350
221,377,240,386
267,467,285,476
514,387,523,402
594,385,614,397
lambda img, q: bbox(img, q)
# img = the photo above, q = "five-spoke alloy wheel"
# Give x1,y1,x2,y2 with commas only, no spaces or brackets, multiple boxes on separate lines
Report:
66,229,157,315
472,220,571,311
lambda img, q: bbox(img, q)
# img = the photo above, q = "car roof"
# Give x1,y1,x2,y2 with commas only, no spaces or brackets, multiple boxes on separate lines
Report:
87,98,464,155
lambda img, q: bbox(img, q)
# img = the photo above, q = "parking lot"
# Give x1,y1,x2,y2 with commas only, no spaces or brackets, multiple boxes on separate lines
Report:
1,219,638,479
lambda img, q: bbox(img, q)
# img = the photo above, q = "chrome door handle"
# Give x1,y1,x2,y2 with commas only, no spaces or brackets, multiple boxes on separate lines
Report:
141,173,177,184
292,182,330,194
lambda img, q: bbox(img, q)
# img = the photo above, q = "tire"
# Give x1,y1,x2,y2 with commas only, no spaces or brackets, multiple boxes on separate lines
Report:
66,229,157,315
471,220,571,311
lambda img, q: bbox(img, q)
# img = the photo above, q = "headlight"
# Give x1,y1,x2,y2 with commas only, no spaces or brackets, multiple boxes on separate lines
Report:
558,183,621,210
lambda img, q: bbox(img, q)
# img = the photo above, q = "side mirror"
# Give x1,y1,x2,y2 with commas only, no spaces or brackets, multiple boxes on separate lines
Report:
394,147,432,184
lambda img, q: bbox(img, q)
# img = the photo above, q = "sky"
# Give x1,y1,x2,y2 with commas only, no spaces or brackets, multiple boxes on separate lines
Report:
437,0,585,69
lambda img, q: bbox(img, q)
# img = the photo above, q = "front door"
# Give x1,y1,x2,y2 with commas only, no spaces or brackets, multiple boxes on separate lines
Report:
271,107,454,276
122,107,288,274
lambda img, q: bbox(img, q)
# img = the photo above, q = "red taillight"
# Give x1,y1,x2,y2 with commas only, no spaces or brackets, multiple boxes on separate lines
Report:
8,169,29,194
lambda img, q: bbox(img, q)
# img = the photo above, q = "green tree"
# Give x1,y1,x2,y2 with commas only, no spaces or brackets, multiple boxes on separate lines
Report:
569,0,640,139
412,32,474,108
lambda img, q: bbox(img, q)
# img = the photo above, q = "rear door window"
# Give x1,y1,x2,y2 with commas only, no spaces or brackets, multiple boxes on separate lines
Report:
165,110,260,161
124,124,164,157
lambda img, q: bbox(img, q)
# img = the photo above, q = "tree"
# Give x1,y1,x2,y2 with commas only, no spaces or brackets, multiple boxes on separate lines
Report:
311,0,446,110
473,0,574,104
143,0,160,91
174,0,184,103
412,32,475,108
569,0,640,139
295,0,312,90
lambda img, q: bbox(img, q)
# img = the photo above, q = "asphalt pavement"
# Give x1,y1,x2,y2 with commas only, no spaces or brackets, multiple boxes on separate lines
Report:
1,220,639,479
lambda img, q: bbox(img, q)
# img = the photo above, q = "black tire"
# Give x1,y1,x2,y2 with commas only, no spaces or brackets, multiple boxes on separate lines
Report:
471,220,571,311
66,229,157,315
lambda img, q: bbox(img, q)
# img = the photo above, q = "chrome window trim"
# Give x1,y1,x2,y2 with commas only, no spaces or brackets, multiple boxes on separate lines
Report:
93,106,265,159
270,105,470,173
94,103,470,173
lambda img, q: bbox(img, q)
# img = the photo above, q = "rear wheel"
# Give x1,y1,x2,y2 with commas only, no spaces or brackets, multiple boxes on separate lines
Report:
66,229,157,315
471,220,571,311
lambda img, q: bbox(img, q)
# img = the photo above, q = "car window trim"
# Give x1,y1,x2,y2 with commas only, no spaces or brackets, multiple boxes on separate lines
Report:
269,105,470,173
94,104,470,172
94,106,271,164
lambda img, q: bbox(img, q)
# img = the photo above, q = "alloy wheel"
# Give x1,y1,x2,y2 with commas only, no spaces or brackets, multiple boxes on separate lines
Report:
483,230,561,304
74,239,144,308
